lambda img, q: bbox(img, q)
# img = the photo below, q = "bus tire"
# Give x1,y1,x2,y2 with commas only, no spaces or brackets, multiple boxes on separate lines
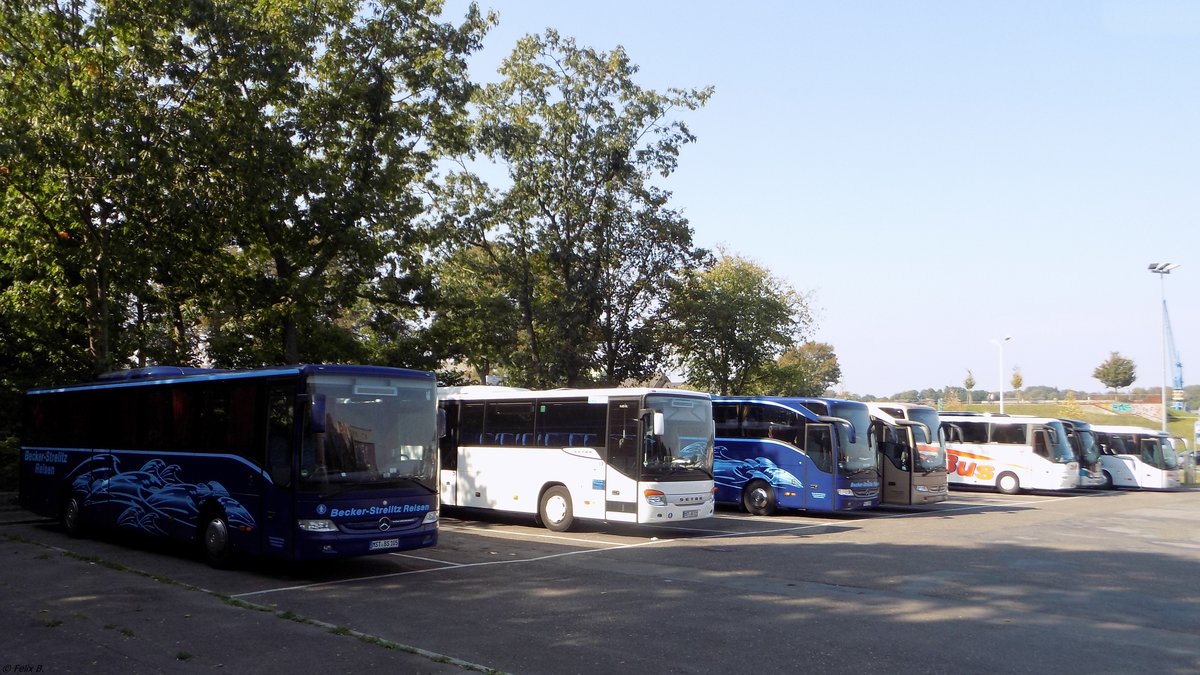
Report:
1101,470,1115,490
996,472,1021,495
538,486,574,532
743,480,777,516
199,509,234,568
61,493,87,538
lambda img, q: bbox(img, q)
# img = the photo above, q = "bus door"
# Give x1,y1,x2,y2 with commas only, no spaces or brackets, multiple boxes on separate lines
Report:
875,420,912,504
261,385,296,557
604,398,641,521
437,403,460,507
803,423,835,510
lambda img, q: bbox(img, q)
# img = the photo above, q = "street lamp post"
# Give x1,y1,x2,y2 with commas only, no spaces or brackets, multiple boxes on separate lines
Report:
1149,262,1180,433
991,336,1012,414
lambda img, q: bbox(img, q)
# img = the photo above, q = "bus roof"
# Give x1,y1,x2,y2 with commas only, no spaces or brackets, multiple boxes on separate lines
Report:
439,386,710,401
27,363,435,395
1088,424,1169,436
938,414,1066,426
711,396,823,421
870,401,937,413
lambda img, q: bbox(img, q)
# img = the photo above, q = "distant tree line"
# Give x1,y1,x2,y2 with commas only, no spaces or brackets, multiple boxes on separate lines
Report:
858,384,1200,411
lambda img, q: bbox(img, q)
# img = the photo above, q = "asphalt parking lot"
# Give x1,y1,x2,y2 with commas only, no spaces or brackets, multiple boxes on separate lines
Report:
2,488,1199,674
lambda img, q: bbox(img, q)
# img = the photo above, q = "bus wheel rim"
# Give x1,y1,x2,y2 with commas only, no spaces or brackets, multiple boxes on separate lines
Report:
750,487,768,509
544,495,568,523
205,519,228,555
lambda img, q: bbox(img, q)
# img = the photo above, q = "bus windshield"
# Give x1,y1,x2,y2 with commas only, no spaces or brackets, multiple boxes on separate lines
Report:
1043,421,1077,464
301,375,438,491
643,394,714,475
1075,429,1101,467
1152,437,1180,470
830,401,876,475
906,407,946,473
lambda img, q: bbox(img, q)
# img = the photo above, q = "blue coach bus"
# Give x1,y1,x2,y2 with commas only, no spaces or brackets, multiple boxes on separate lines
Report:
712,396,880,515
20,364,440,566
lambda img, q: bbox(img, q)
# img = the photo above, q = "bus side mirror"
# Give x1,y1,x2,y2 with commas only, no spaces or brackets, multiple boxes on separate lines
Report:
641,410,665,436
302,394,326,434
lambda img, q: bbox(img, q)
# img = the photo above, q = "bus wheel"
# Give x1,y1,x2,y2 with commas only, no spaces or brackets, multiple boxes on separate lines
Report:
200,510,234,568
61,494,87,538
743,480,777,516
996,472,1021,495
1101,471,1115,490
538,486,574,532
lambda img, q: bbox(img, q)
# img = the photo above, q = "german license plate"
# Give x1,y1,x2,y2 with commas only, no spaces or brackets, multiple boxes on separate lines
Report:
682,509,698,519
369,538,399,551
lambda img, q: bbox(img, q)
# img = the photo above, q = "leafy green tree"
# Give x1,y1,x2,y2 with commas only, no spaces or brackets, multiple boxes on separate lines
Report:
438,30,710,387
1094,352,1137,393
193,0,491,365
757,342,841,396
1010,366,1024,402
964,369,976,404
667,253,811,395
427,244,521,383
1,0,189,374
1,0,492,376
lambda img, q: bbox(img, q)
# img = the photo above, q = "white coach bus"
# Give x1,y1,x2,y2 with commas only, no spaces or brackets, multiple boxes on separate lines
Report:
438,386,715,531
1090,424,1181,490
938,413,1078,494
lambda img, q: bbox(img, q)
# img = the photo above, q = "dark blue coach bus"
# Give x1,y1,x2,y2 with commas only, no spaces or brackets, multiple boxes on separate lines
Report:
20,364,440,566
712,396,880,515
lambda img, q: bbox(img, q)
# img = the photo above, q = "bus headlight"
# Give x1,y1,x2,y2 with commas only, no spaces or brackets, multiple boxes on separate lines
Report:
643,489,668,507
297,519,338,532
422,510,439,525
836,489,854,497
915,485,929,492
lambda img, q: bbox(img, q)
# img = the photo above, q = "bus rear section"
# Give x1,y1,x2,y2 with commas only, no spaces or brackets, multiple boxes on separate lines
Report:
20,364,440,565
868,403,948,505
438,387,715,531
712,397,880,515
1090,425,1181,489
938,414,1078,494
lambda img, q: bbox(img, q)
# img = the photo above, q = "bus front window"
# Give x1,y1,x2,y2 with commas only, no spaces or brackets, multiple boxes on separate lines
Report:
830,402,878,476
1043,422,1077,464
906,408,947,473
301,375,437,491
642,395,714,477
1144,437,1179,470
1161,439,1180,470
1077,431,1101,468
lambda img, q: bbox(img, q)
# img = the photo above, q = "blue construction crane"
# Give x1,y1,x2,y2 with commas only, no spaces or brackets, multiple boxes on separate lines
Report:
1164,301,1185,410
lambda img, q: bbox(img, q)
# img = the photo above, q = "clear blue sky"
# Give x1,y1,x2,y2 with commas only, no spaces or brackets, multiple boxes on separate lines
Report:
440,0,1200,397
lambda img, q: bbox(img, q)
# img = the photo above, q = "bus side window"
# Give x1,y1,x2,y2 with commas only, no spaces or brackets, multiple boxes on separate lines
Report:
743,406,769,438
713,404,740,438
1032,430,1048,458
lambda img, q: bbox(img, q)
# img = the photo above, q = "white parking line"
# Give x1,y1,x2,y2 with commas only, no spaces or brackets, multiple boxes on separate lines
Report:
229,537,672,599
231,494,1093,599
439,523,633,547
